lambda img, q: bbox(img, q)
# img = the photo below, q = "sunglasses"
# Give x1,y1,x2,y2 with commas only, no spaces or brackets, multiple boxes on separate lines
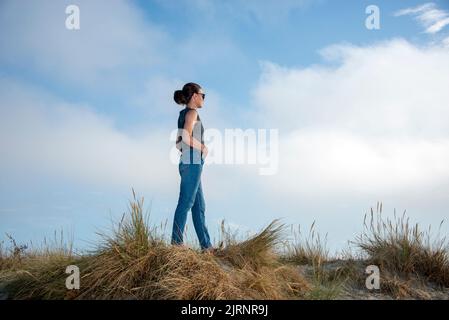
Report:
197,92,206,99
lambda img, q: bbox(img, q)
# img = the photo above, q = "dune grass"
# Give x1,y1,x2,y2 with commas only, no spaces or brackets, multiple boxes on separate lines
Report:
354,202,449,289
0,230,84,299
1,197,447,300
280,222,347,299
0,190,310,300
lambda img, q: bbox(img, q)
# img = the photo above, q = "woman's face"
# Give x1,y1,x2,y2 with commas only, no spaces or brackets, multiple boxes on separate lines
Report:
193,88,205,108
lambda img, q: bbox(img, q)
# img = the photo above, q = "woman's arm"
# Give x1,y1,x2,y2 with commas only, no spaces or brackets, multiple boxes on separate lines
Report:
181,109,205,152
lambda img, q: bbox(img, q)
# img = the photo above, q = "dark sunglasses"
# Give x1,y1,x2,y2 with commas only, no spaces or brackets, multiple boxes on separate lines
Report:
197,92,205,99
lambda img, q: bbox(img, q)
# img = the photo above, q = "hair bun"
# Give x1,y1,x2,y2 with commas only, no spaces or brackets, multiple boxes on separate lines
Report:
174,90,187,105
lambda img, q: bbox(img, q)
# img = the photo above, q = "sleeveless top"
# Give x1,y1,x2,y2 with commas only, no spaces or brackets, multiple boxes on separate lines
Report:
176,107,204,163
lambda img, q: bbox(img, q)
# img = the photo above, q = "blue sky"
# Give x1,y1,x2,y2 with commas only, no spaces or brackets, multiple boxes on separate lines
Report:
1,0,449,254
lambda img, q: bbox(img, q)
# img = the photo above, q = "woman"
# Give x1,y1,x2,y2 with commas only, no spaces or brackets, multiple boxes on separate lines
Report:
171,82,215,253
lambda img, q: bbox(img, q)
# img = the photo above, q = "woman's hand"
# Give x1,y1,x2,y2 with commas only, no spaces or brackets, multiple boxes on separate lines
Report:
175,136,182,151
201,144,208,159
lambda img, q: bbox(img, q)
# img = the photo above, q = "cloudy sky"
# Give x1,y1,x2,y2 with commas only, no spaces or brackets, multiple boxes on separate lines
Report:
1,0,448,253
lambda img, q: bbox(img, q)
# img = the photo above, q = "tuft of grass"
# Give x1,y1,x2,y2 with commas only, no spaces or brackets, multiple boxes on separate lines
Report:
280,222,347,299
76,190,169,299
282,221,329,267
95,189,165,259
354,201,449,289
215,219,285,270
380,272,433,299
212,219,311,299
0,231,83,299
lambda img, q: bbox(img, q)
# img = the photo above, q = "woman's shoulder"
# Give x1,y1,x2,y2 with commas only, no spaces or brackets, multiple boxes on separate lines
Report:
184,108,199,119
179,107,195,119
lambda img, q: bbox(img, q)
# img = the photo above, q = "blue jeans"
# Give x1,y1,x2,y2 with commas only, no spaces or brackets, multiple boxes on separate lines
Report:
171,157,212,250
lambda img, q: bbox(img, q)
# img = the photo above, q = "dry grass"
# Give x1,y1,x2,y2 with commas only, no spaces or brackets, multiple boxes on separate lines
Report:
279,222,347,299
216,219,284,270
1,196,448,300
0,189,310,300
0,230,84,299
380,272,434,299
282,221,329,267
0,235,29,271
354,202,449,289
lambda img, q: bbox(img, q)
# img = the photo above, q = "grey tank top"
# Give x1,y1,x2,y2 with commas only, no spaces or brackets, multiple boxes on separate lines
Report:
176,107,204,154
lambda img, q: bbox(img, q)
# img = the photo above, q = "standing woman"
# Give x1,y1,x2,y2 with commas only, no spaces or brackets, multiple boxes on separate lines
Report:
172,82,214,252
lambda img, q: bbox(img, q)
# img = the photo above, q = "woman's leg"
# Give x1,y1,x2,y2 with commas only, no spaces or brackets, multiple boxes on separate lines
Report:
171,163,202,246
191,180,212,250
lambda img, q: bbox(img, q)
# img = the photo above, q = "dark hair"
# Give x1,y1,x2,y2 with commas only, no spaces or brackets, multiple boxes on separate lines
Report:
174,82,201,105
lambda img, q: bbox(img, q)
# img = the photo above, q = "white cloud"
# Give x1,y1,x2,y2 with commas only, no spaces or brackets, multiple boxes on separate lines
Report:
250,39,449,198
277,129,449,195
443,36,449,47
0,0,168,87
132,75,184,124
254,39,449,137
0,77,177,194
395,2,449,34
395,3,435,16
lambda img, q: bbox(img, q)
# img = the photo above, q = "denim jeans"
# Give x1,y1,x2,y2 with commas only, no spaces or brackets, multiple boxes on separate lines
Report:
171,155,212,250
